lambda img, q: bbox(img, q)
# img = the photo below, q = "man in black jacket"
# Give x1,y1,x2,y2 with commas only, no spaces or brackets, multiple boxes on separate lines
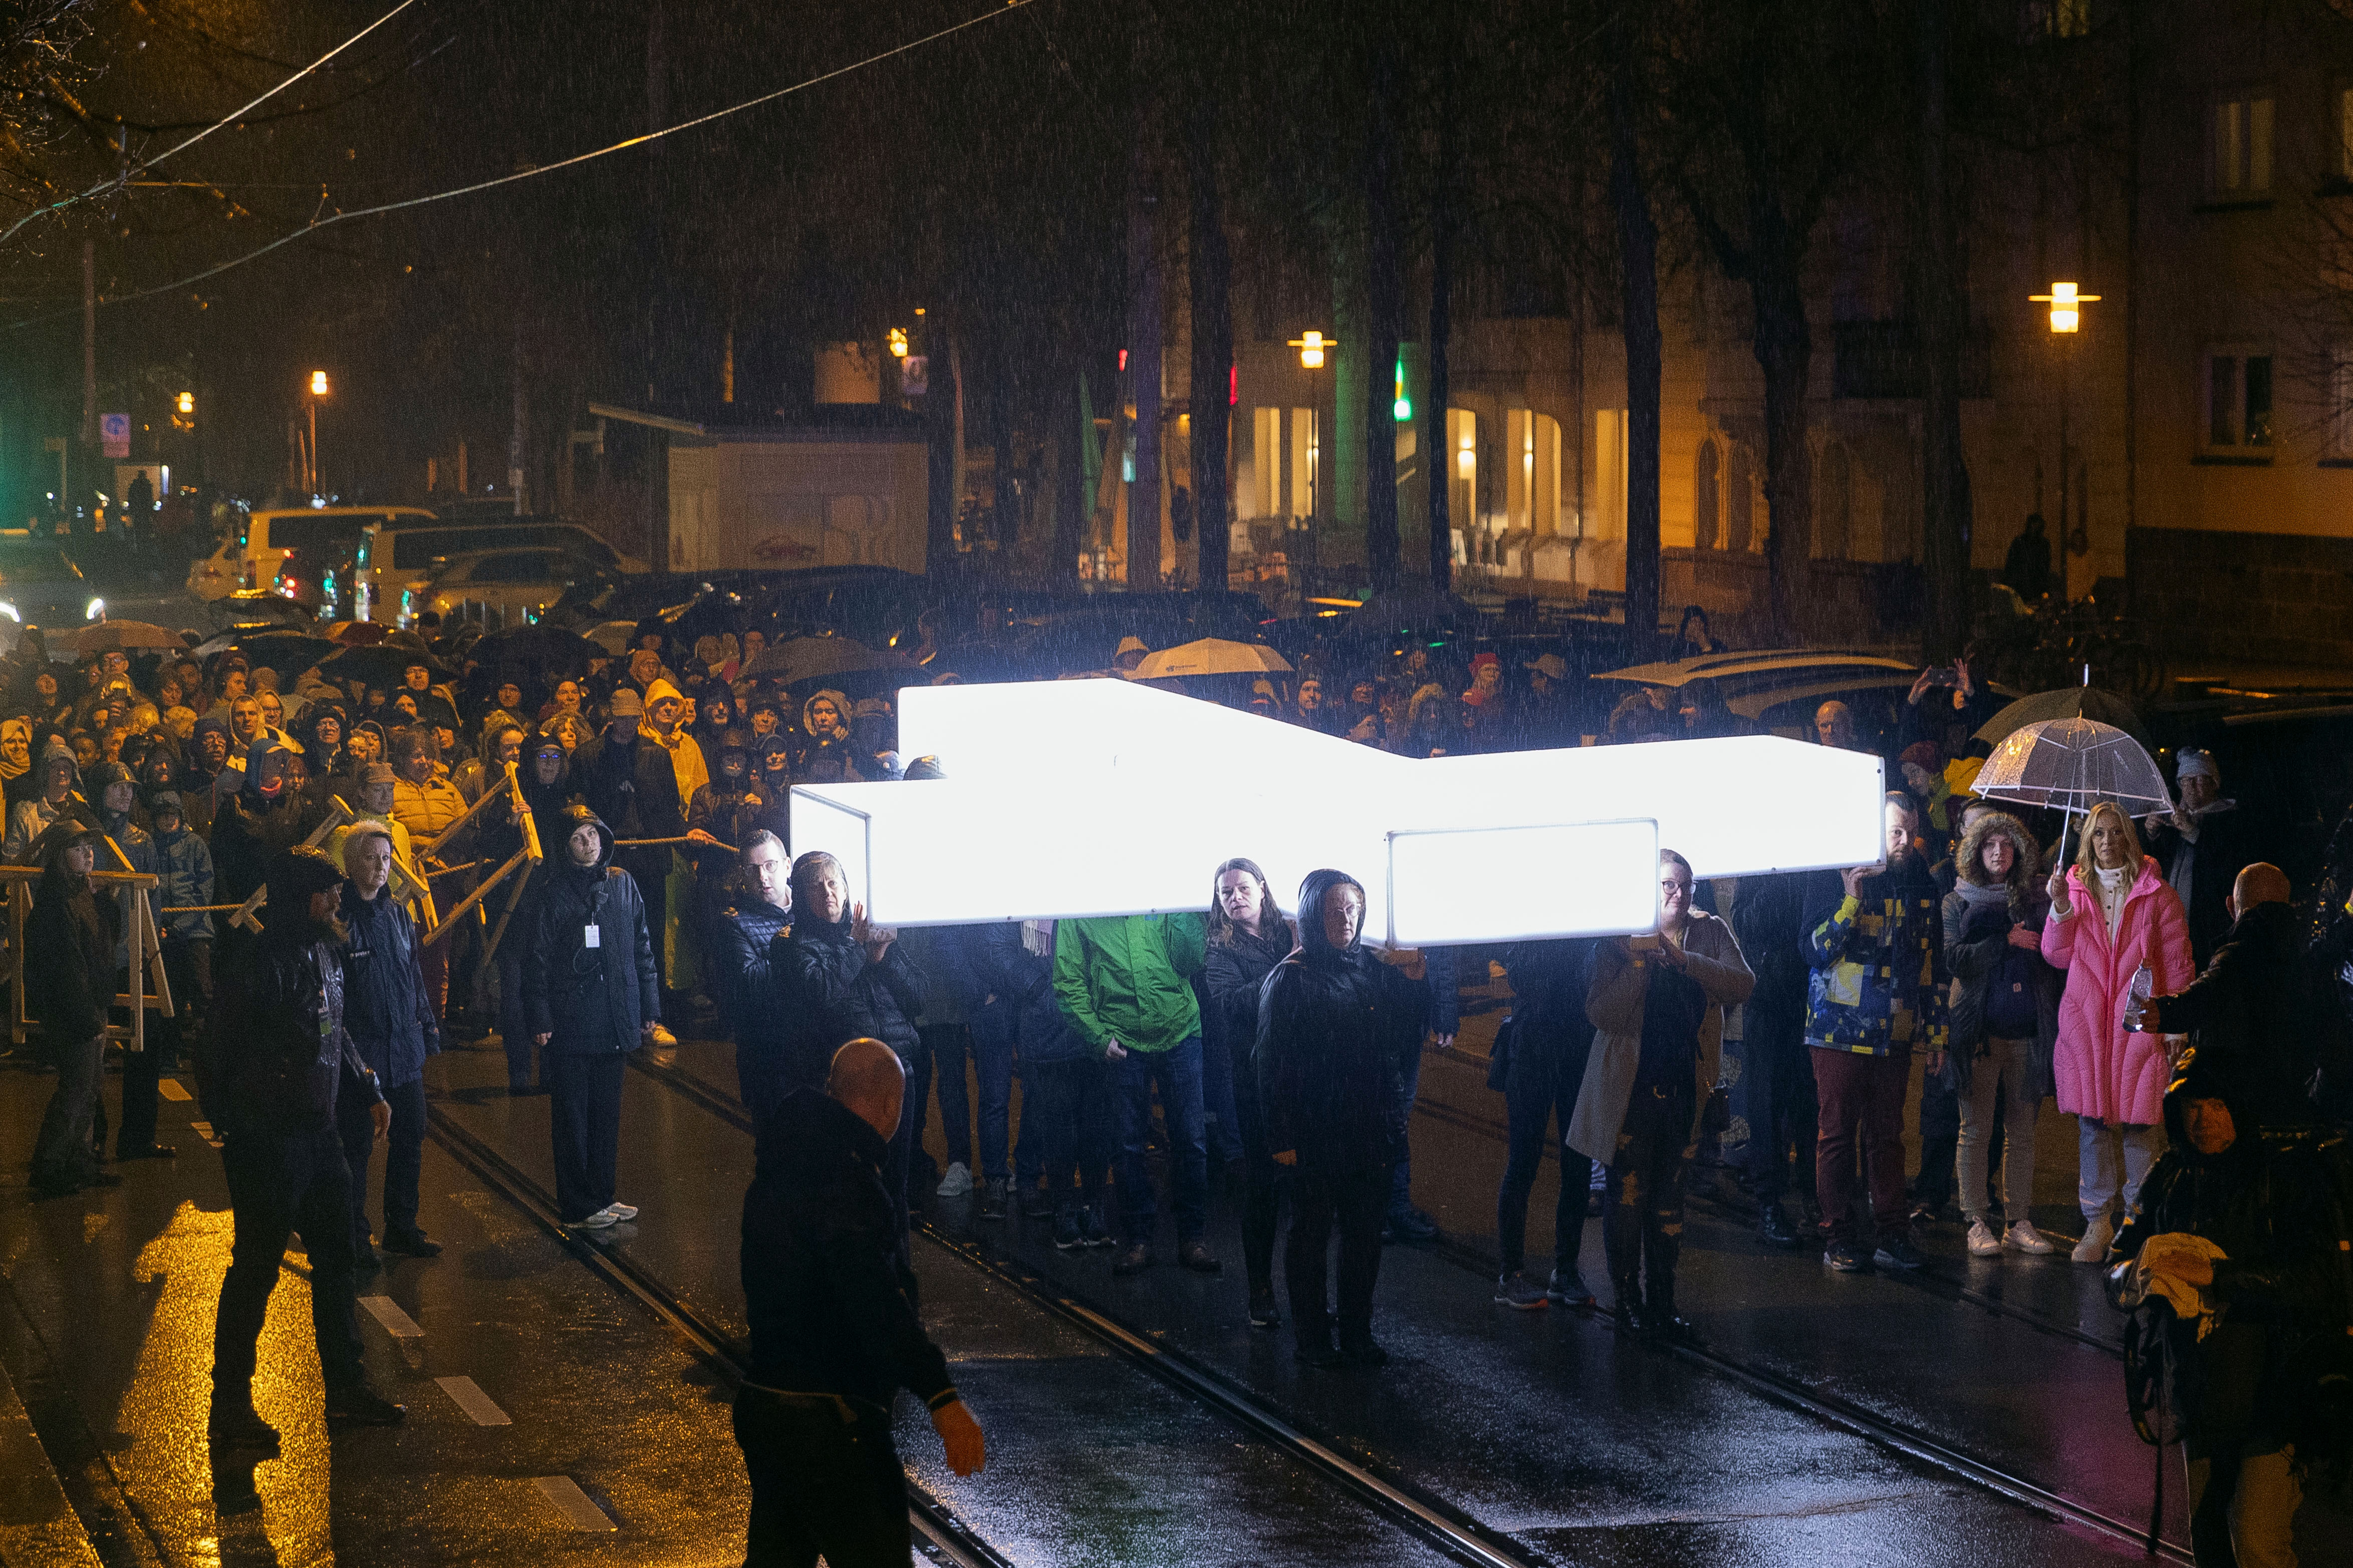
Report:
2108,1052,2339,1566
2135,863,2326,1131
337,823,443,1268
205,846,403,1446
527,805,661,1230
26,822,119,1195
712,830,792,1121
1493,937,1601,1309
1731,869,1820,1248
737,1037,983,1565
1258,868,1428,1368
2142,750,2272,970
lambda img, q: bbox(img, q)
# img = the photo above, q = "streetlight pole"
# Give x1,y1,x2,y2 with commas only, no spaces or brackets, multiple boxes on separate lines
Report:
308,370,330,495
2030,284,2098,594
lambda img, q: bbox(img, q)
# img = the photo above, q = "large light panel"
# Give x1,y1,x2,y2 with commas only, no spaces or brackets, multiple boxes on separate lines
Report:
802,679,1884,941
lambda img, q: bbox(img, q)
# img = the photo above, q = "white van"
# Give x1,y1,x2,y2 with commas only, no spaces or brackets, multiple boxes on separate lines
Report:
186,505,439,615
367,518,647,625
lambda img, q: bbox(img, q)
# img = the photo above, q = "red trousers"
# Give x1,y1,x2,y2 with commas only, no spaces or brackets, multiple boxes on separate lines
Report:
1813,1046,1912,1240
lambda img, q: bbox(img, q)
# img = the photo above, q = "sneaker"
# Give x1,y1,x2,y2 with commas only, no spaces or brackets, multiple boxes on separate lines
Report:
1052,1209,1084,1249
1080,1205,1113,1247
1823,1238,1872,1273
604,1202,638,1223
571,1208,617,1231
1248,1286,1283,1329
1112,1242,1153,1277
1874,1233,1926,1272
2006,1220,2058,1256
1493,1272,1550,1310
1021,1182,1055,1220
1965,1216,2002,1258
324,1382,407,1428
207,1399,280,1450
1546,1267,1597,1308
1756,1202,1805,1251
2071,1213,2115,1264
978,1177,1009,1221
1178,1239,1223,1275
936,1161,974,1198
380,1228,443,1258
1385,1206,1439,1243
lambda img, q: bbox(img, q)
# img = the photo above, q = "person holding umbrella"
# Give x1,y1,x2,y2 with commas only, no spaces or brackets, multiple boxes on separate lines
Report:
2041,801,2193,1264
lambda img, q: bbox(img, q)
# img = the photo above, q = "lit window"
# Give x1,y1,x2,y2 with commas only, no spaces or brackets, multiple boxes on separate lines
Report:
2212,94,2274,197
2205,352,2273,449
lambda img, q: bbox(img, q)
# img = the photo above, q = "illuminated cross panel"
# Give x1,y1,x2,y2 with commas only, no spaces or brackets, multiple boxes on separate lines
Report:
790,679,1883,943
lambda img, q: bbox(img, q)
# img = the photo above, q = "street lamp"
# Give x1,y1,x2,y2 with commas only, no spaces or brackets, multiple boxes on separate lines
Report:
1288,330,1333,369
176,391,194,416
2030,283,2100,581
307,371,329,495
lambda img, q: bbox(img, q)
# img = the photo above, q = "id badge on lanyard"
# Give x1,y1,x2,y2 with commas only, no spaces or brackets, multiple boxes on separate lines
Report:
585,924,600,949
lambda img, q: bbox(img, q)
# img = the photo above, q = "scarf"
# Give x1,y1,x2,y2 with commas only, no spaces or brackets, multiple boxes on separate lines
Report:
0,718,28,780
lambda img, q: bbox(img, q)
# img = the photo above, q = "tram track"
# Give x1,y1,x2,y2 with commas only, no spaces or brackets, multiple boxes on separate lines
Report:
628,1052,1541,1568
419,1101,1011,1568
1412,1058,2130,1360
628,1047,2192,1565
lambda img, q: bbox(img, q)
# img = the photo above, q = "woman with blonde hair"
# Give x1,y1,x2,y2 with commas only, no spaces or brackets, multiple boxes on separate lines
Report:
2039,801,2191,1263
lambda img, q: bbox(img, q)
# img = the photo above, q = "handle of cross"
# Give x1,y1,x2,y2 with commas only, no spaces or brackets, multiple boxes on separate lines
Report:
507,761,542,864
424,769,523,859
420,846,529,947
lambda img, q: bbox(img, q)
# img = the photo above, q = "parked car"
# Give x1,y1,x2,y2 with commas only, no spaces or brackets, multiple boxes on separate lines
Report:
370,515,647,623
1594,648,2002,747
421,547,615,630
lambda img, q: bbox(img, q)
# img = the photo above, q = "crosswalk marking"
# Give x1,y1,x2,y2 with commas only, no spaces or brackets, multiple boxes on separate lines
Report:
531,1475,617,1531
357,1295,424,1339
434,1375,511,1426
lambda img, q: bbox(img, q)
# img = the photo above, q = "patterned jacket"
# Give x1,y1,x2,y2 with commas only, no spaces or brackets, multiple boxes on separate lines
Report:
1800,858,1949,1056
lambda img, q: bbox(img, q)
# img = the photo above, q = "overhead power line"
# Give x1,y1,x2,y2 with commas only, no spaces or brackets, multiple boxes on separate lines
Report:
10,0,1036,327
0,0,424,251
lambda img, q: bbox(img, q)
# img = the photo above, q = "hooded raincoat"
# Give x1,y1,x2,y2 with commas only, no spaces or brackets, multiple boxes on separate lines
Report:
523,805,660,1054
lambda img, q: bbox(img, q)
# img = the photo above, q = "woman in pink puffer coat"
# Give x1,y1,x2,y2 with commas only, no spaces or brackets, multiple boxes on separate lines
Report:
2039,802,2191,1265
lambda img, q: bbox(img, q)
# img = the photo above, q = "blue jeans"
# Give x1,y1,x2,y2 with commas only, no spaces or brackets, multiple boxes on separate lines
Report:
932,1010,1016,1180
1111,1035,1208,1245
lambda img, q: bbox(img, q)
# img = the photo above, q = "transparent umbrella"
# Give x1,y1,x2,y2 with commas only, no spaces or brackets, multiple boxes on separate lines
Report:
1969,716,2171,827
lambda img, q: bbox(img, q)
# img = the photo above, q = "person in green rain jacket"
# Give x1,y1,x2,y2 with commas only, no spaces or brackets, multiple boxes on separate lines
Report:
1053,912,1221,1278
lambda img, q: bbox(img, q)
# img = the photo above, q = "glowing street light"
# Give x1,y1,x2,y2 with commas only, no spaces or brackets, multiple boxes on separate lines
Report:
176,391,194,415
2031,281,2099,335
310,369,330,396
1289,330,1333,369
887,327,909,359
306,370,330,494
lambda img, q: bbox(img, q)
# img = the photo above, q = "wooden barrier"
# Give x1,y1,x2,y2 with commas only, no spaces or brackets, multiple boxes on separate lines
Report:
0,864,171,1049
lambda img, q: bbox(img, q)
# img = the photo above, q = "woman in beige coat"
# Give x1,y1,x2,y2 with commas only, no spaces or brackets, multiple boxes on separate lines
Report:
1568,850,1753,1342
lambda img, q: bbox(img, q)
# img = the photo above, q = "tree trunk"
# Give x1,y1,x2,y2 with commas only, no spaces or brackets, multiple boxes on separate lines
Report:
1610,61,1663,661
926,323,958,568
1916,0,1971,663
1125,104,1163,590
1364,43,1402,594
1427,144,1454,592
1186,94,1233,597
1752,264,1812,645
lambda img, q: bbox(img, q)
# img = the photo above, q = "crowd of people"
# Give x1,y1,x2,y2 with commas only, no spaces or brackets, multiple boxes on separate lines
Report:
8,611,2350,1566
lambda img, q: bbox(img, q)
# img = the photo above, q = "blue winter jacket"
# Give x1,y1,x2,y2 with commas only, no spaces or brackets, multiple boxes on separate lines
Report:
150,819,215,941
340,881,440,1089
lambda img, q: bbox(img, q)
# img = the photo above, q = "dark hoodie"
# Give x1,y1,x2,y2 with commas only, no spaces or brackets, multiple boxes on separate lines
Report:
1255,869,1430,1173
2154,899,2327,1130
209,739,327,911
2110,1050,2344,1447
25,824,116,1044
524,804,659,1053
770,883,924,1091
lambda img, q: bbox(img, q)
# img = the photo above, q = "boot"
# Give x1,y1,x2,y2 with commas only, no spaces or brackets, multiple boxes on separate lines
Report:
1756,1201,1804,1251
207,1394,280,1450
1644,1271,1702,1347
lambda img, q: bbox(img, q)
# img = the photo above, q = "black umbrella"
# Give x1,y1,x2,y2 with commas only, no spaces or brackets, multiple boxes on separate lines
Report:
746,635,913,685
472,623,603,673
1344,585,1475,634
315,644,457,689
1975,686,2146,749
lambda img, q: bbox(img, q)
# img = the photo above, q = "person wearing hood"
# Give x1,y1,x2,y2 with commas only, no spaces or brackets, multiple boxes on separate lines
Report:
687,728,764,947
525,805,661,1230
799,689,851,755
0,715,33,808
6,735,87,862
1256,869,1428,1367
771,851,926,1238
1570,851,1754,1342
204,845,403,1445
2132,862,2333,1133
336,822,443,1269
209,738,328,946
295,702,349,785
147,788,214,1059
2143,750,2274,969
2106,1051,2340,1567
1054,903,1216,1278
2043,801,2194,1265
1943,810,2063,1260
387,729,469,1021
735,1040,983,1564
26,822,121,1195
480,735,575,1094
89,759,173,1160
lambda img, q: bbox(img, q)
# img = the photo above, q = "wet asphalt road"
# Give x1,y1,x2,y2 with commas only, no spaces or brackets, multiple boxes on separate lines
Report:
2,1008,2348,1566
